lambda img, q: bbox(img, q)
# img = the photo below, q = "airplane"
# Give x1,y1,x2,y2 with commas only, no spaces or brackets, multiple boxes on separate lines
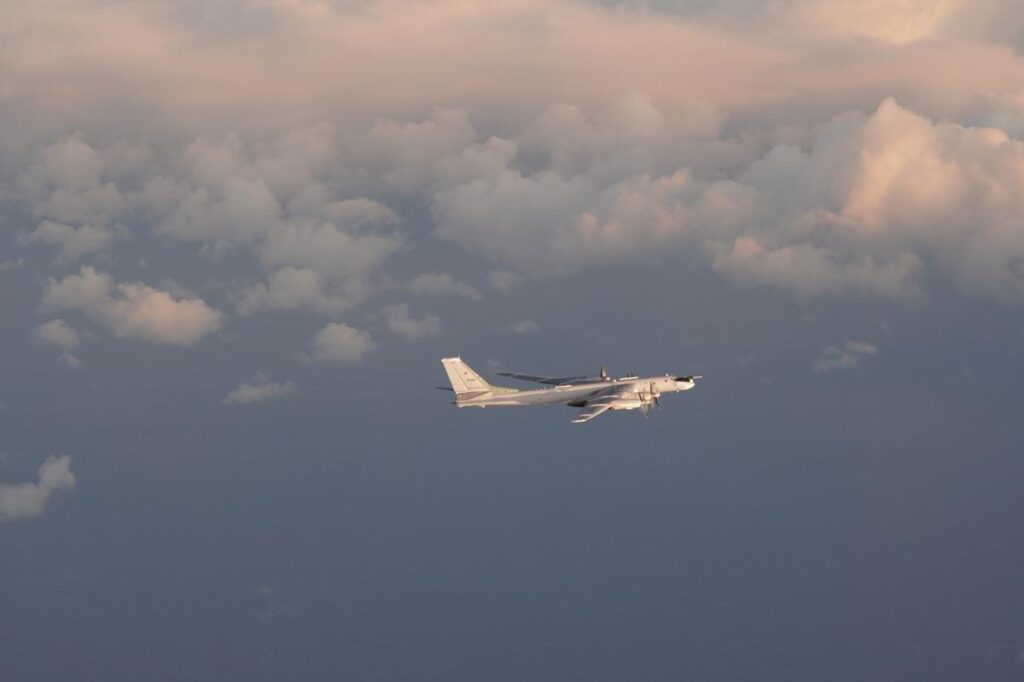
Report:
440,357,701,424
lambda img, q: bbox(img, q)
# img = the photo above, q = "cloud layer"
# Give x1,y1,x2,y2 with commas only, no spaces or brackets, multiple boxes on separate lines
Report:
5,0,1024,370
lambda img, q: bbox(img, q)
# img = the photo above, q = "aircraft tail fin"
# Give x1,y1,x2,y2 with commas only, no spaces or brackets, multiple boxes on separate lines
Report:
441,357,517,398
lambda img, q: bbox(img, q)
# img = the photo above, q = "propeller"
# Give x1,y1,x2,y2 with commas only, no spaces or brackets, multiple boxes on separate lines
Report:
599,366,609,380
639,381,660,417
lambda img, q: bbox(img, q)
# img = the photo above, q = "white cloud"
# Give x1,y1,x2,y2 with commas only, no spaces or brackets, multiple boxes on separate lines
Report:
410,272,482,301
42,267,223,346
814,339,879,373
224,373,296,404
0,455,76,522
33,319,80,351
382,303,441,340
431,97,1024,301
5,0,1024,328
311,322,375,364
509,319,539,335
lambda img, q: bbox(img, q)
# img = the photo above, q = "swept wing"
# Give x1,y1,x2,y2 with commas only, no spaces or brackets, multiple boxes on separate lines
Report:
569,385,637,423
572,400,615,423
498,372,600,386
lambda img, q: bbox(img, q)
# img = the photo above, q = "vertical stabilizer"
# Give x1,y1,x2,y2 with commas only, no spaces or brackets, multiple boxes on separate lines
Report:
441,357,492,396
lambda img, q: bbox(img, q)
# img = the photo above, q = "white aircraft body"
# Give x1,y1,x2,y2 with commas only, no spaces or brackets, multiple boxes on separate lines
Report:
440,357,701,423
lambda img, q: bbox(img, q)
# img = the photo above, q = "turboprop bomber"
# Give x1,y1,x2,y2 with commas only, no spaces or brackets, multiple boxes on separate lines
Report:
440,357,701,423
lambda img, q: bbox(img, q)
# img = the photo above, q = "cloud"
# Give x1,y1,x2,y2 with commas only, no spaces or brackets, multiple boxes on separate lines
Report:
488,270,521,292
33,319,80,351
146,132,404,315
20,220,123,263
358,108,478,192
0,258,25,271
34,319,83,367
778,0,966,45
711,238,923,301
15,133,131,232
224,373,296,404
237,267,355,317
509,320,539,335
381,303,441,340
410,272,482,301
57,352,82,368
15,93,1024,314
258,219,401,282
7,0,1024,143
42,267,223,345
431,97,1024,301
0,455,76,522
311,322,375,364
4,0,1024,346
814,339,879,372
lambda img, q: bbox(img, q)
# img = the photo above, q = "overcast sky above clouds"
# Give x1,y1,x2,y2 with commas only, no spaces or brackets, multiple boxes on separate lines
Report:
4,1,1024,680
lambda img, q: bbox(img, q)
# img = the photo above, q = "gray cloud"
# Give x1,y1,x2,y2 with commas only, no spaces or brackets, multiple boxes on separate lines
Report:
814,339,879,373
33,319,80,351
238,268,357,317
224,373,296,404
311,322,375,364
509,320,539,335
488,271,522,292
410,272,482,301
382,303,442,341
34,319,83,367
20,220,124,263
0,455,76,522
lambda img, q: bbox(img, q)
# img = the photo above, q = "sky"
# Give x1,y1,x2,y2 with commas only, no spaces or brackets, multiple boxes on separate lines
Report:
3,0,1024,679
